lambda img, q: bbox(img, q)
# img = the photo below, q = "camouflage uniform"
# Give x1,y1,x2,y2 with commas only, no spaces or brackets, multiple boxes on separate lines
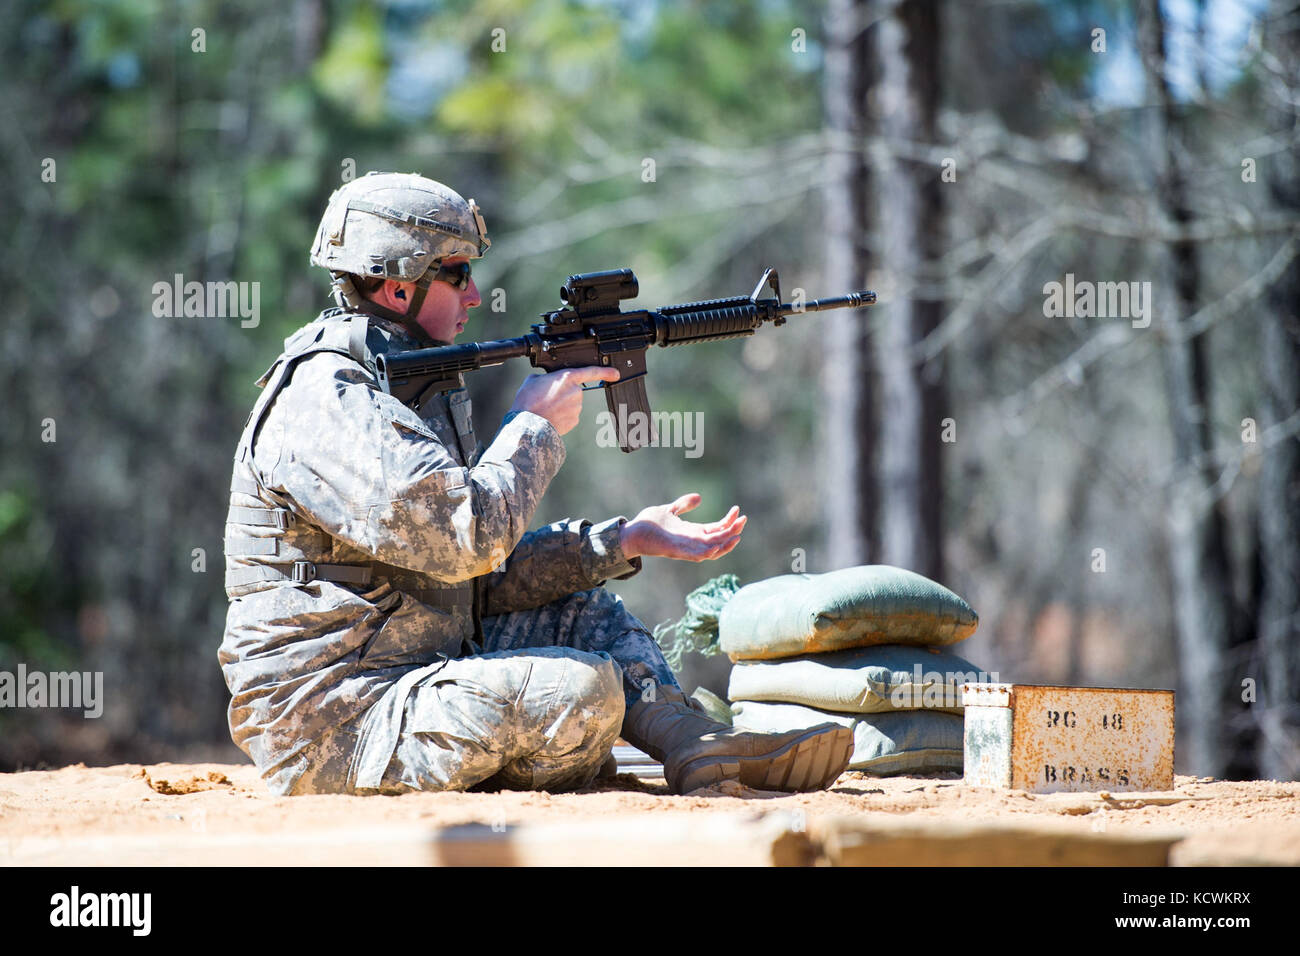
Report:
219,309,679,795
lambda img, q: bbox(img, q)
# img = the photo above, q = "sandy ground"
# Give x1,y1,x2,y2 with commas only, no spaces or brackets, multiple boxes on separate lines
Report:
2,758,1297,865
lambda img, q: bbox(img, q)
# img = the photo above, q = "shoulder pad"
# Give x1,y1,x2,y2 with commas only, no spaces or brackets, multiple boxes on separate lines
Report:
254,313,376,390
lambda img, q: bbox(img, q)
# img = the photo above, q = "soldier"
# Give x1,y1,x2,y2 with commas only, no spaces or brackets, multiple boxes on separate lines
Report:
219,171,853,796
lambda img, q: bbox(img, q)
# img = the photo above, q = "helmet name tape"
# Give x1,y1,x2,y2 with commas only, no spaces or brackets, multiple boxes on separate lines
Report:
349,199,464,238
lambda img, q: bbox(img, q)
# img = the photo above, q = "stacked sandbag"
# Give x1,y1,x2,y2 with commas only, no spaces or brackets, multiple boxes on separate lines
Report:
722,566,982,776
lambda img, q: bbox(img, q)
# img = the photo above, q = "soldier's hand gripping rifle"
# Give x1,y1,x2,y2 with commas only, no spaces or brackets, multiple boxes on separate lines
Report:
374,267,876,452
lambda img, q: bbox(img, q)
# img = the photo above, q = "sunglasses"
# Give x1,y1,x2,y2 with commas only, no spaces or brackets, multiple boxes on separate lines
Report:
430,260,473,290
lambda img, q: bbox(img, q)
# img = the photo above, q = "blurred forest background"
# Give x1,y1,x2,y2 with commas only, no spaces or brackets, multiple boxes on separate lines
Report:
1,0,1296,780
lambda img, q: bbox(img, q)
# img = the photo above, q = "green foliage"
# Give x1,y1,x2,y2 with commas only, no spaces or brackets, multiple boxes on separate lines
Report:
314,5,389,123
0,489,73,669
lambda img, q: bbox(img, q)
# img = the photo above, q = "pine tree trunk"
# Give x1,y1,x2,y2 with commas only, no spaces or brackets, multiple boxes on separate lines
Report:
1138,0,1240,777
822,0,878,570
1257,0,1300,780
871,0,945,581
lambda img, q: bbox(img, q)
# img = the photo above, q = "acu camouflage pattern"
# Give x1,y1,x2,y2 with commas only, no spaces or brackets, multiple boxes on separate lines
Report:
220,309,679,795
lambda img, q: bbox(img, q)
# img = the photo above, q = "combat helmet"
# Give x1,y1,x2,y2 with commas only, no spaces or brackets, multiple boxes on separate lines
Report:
310,171,490,344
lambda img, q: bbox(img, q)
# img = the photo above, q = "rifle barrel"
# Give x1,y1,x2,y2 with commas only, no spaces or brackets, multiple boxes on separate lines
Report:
780,291,876,315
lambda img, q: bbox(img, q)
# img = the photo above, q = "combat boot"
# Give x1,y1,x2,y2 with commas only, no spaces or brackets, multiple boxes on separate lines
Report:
621,685,853,795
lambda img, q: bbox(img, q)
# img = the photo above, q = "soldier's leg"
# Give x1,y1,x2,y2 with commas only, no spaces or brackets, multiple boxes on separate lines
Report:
363,646,625,793
482,589,853,795
480,588,679,709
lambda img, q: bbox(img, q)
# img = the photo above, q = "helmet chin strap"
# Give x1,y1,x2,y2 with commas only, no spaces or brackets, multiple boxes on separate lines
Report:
330,271,438,347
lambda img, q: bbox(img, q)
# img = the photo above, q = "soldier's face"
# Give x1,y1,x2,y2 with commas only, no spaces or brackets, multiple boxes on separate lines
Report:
390,256,481,343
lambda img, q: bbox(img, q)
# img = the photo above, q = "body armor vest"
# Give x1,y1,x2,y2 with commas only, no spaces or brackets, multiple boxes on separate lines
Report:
223,311,482,610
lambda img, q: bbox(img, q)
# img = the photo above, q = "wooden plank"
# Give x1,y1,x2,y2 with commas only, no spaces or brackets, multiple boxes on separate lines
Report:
432,813,804,866
813,815,1182,866
5,826,445,867
4,813,810,866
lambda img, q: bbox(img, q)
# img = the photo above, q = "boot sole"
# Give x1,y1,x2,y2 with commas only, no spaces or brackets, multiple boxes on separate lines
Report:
671,724,854,794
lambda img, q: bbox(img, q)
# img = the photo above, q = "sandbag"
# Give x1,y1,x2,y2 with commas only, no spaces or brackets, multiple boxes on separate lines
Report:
728,645,990,715
689,686,734,725
731,700,964,776
718,565,978,661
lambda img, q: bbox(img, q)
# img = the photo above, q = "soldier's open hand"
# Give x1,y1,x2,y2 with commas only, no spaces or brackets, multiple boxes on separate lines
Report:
619,494,746,562
509,366,621,435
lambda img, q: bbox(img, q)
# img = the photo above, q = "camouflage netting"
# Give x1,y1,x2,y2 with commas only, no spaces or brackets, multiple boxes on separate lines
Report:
652,574,742,671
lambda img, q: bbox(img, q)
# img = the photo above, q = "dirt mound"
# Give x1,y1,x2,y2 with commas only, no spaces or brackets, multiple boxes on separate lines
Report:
142,768,234,795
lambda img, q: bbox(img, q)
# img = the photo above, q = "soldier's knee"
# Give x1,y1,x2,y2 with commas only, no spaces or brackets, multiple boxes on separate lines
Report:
565,650,624,717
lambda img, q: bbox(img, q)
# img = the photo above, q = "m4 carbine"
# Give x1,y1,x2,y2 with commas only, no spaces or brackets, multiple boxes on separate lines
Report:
375,267,876,452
